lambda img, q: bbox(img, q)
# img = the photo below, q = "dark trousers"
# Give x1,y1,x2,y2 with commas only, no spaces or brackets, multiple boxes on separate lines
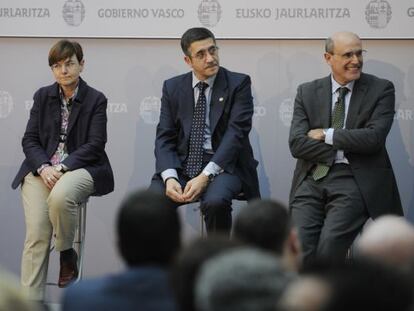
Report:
290,164,369,264
149,160,242,236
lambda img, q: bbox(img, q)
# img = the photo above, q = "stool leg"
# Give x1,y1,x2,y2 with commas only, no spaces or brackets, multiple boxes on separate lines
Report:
73,202,87,283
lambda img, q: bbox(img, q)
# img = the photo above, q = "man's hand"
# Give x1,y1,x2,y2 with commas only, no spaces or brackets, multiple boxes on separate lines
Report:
40,166,63,190
183,173,209,203
165,178,185,203
307,129,325,141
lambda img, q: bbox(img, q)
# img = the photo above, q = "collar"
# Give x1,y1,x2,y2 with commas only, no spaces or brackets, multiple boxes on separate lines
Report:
192,72,216,89
330,75,355,95
59,84,79,102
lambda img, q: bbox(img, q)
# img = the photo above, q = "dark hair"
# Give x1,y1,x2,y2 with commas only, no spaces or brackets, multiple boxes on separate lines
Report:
233,199,291,254
171,236,243,311
48,40,83,66
180,27,216,56
117,190,181,267
304,259,414,311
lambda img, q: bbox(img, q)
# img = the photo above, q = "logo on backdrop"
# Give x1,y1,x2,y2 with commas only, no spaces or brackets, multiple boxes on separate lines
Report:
139,96,161,124
198,0,222,27
0,91,13,119
365,0,392,29
408,7,414,17
62,0,85,26
279,98,294,127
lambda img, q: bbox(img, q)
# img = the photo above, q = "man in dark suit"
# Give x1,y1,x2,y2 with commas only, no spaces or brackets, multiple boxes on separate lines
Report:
11,40,114,300
289,31,402,264
62,190,180,311
150,27,260,235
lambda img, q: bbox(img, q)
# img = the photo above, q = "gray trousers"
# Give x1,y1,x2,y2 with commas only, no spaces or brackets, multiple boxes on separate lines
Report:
291,164,369,264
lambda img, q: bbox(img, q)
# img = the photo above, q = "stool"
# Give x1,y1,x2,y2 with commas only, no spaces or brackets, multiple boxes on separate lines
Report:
199,193,246,237
46,200,88,286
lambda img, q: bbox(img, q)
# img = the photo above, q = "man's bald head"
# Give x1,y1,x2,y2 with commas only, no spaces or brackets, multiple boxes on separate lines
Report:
356,216,414,270
325,31,361,54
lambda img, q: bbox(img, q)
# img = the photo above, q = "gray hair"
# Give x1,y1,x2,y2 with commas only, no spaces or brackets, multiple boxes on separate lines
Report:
195,248,295,311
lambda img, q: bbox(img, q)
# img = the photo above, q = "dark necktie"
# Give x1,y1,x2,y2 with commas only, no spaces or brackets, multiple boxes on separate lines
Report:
184,82,208,178
312,86,349,181
67,98,73,113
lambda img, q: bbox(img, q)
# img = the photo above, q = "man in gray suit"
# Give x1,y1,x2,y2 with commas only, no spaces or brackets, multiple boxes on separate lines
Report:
289,31,402,264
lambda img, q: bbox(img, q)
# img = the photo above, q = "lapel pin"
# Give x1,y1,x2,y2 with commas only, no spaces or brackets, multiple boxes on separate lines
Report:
219,97,224,102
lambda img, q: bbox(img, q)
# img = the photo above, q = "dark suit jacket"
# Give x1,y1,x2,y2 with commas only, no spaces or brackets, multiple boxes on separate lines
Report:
12,78,114,196
289,73,402,218
153,67,260,199
62,267,176,311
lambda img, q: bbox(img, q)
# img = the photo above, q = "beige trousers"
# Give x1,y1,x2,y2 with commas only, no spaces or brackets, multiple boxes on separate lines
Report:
20,169,94,301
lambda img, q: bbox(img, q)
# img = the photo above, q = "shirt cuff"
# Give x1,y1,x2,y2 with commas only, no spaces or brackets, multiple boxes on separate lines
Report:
324,128,334,145
37,163,50,175
202,161,223,177
161,169,178,183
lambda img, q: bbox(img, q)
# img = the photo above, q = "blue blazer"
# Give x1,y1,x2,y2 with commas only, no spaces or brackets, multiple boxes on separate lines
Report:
12,77,114,196
62,267,177,311
154,67,260,199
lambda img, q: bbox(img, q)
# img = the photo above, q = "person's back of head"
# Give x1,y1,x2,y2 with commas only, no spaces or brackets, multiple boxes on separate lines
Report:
234,199,291,254
171,235,243,311
195,247,294,311
117,190,181,267
233,199,301,270
0,267,38,311
287,258,414,311
356,215,414,272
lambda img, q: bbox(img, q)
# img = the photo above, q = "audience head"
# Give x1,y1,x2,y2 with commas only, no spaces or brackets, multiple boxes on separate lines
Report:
279,259,413,311
195,247,294,311
117,189,181,267
278,275,331,311
0,267,38,311
233,199,301,270
171,235,242,311
356,215,414,272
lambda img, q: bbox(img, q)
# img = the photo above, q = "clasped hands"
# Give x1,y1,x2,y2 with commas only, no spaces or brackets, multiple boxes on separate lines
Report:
40,166,63,190
165,173,210,203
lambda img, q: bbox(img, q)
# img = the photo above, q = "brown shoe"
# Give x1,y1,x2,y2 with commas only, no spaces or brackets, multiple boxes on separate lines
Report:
58,250,79,288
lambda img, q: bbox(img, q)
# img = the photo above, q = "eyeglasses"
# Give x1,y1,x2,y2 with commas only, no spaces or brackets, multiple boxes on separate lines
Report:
51,61,78,71
332,49,367,60
191,45,219,61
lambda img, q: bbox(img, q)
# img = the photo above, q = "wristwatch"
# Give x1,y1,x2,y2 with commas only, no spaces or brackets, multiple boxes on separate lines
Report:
55,164,67,173
203,172,215,182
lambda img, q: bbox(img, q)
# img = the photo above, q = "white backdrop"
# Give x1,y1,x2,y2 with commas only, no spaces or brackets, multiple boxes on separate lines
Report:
1,0,414,38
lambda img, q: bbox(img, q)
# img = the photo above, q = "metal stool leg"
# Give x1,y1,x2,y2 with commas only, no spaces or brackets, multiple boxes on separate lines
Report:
73,201,87,283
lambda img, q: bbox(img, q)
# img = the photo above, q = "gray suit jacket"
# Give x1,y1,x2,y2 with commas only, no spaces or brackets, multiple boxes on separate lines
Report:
289,73,402,218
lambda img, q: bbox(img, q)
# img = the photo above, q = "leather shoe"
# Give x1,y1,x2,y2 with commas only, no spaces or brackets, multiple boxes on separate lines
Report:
58,250,78,288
